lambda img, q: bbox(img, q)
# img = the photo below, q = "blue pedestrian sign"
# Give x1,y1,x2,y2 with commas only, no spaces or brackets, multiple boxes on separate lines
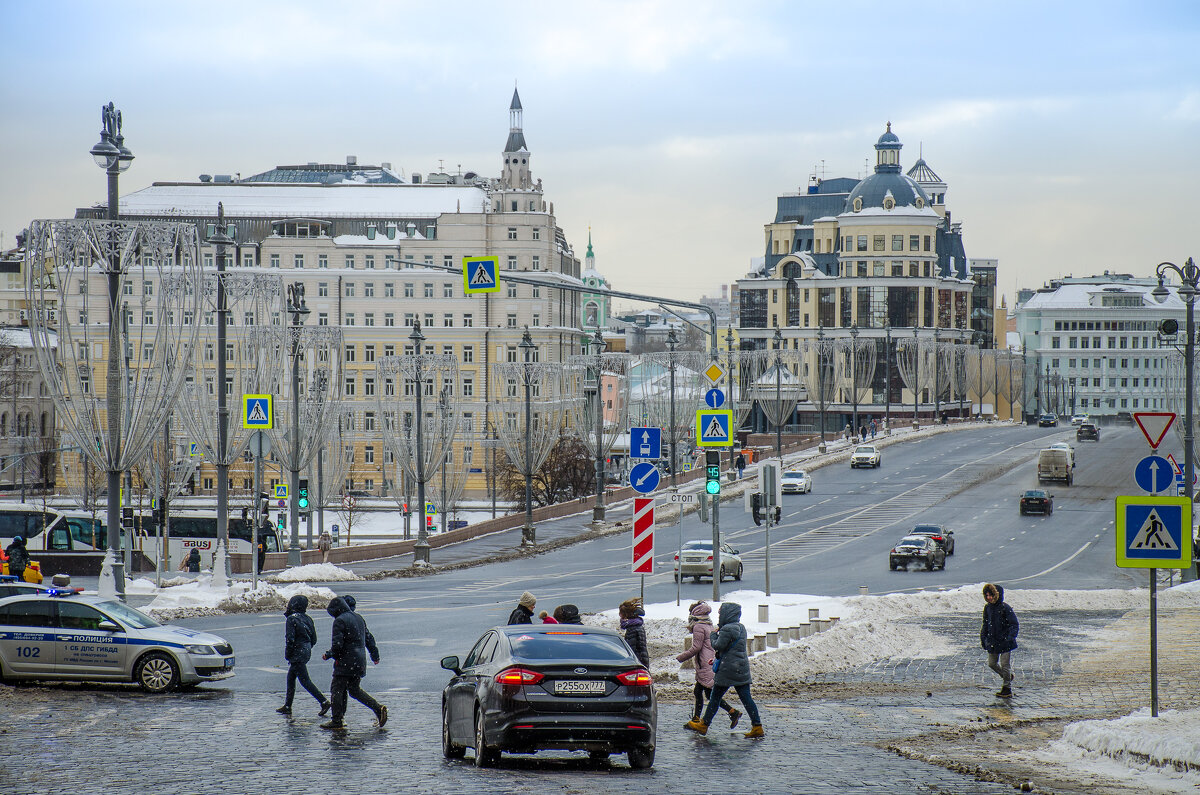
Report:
631,427,661,460
705,388,726,409
243,394,273,429
275,484,289,499
463,256,500,294
629,461,661,494
1115,495,1192,568
1134,455,1174,494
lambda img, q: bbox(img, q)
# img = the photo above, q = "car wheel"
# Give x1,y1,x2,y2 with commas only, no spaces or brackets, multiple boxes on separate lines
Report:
135,652,180,693
627,745,655,769
925,556,934,571
1048,505,1053,515
692,575,700,584
474,708,500,768
1019,507,1025,516
443,703,465,759
734,564,743,581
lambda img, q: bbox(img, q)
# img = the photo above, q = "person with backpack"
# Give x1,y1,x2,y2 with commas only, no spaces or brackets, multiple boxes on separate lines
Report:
619,598,649,668
686,601,764,738
321,596,387,729
981,583,1020,698
277,595,330,716
676,601,740,728
4,536,29,582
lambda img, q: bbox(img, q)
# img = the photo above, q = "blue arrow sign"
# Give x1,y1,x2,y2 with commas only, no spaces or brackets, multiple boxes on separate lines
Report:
629,461,661,494
1135,455,1174,494
630,427,661,460
705,388,726,409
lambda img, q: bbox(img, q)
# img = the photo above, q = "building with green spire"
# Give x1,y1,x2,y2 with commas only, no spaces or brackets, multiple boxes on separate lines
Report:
581,228,611,330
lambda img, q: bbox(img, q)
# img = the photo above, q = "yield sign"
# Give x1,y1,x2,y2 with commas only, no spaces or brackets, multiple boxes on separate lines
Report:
1133,412,1175,449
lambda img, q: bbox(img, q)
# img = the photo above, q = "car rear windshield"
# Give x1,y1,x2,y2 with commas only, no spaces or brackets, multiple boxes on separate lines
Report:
898,537,927,546
683,541,713,550
1024,491,1047,498
510,632,632,662
913,525,942,533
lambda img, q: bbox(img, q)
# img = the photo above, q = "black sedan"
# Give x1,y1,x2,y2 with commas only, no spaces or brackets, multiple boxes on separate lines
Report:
910,523,955,555
1037,413,1059,427
1019,489,1054,515
889,535,946,570
1077,423,1100,442
441,625,657,769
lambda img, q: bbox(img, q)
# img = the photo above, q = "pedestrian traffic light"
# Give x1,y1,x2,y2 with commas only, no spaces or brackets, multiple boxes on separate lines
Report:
705,450,721,495
298,478,310,510
751,492,764,526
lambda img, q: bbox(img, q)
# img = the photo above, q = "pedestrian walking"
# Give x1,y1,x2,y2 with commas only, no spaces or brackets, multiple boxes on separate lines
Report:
552,604,582,624
685,602,764,738
4,536,29,582
256,535,267,574
619,598,650,668
981,583,1019,698
869,419,877,439
321,596,387,729
676,601,740,728
844,424,852,441
734,453,746,480
508,591,536,624
277,595,330,716
182,547,202,573
859,424,866,441
317,529,332,564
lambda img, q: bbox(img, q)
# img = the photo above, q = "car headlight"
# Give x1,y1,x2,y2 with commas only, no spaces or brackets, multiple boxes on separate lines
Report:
185,644,217,655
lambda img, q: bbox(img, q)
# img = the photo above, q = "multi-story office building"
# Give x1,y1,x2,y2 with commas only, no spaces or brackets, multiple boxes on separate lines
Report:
1014,275,1185,419
61,89,585,501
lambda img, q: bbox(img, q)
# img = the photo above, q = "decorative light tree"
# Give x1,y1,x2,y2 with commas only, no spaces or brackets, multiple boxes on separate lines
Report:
567,337,632,521
634,344,706,484
750,331,804,456
896,334,937,427
836,328,877,435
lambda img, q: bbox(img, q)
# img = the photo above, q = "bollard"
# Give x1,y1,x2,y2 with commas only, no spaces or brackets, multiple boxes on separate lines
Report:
766,631,779,649
815,618,830,633
753,635,766,653
758,604,769,623
798,621,812,637
680,638,694,669
745,638,754,657
858,585,868,596
783,626,797,642
52,573,72,587
808,607,820,620
829,616,840,627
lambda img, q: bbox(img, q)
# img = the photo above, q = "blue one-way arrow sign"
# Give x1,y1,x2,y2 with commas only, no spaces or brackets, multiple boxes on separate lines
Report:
629,461,661,494
1135,454,1174,494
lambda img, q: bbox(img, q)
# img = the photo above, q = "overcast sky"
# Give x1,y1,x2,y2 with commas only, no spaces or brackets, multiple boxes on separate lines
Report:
2,1,1197,306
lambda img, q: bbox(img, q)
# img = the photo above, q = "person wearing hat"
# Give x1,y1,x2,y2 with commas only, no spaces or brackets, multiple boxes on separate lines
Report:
4,536,29,582
508,591,536,625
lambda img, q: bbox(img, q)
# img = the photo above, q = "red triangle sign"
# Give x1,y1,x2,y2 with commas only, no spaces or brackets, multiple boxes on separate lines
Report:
1133,412,1175,449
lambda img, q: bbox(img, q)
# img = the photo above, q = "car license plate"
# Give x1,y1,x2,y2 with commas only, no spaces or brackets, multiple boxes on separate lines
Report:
553,679,605,695
224,657,235,668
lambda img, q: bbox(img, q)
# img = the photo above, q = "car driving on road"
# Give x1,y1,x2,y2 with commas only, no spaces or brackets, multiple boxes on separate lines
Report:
889,535,945,570
1019,489,1054,515
1048,441,1076,469
1070,414,1089,426
1077,422,1100,442
0,590,235,692
1038,413,1059,427
440,625,657,769
674,539,743,582
910,524,955,555
781,469,812,494
850,445,881,468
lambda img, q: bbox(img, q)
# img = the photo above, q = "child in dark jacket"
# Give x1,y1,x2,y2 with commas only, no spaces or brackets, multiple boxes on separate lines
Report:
277,595,330,715
619,598,650,668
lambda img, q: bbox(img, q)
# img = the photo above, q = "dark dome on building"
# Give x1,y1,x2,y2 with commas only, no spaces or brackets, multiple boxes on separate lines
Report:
843,123,931,213
877,127,900,145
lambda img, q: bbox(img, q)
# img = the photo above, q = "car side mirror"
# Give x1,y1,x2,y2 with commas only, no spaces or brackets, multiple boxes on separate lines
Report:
732,549,740,555
97,620,121,632
440,655,461,674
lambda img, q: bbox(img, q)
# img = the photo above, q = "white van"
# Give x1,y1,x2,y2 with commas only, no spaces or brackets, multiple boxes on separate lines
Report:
1038,448,1073,486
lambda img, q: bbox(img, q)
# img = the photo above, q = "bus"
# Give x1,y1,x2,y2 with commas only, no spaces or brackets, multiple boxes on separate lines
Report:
0,504,107,553
135,512,282,570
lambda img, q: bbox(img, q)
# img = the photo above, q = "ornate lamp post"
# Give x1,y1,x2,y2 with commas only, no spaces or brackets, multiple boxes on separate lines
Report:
884,322,891,429
519,328,537,545
933,327,942,421
666,328,678,487
912,326,920,426
207,205,234,572
285,282,309,565
816,327,827,442
849,325,859,433
589,328,607,522
410,320,432,563
773,326,783,455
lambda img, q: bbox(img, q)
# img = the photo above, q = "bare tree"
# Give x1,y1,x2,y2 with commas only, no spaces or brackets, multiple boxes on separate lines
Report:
496,435,594,507
334,496,360,548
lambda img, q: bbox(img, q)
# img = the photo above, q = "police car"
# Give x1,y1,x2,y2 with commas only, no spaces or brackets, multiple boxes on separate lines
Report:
0,589,235,693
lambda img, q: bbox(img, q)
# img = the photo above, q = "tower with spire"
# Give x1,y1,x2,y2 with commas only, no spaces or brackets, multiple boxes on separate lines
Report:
580,228,611,329
501,87,531,190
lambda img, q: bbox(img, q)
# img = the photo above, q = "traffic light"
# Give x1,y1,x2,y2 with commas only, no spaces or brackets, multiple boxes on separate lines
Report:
298,478,310,511
1160,318,1179,336
751,492,764,526
705,450,721,495
259,492,270,521
403,502,411,517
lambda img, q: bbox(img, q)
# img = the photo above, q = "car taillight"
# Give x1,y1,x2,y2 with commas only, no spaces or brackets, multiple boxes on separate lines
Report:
495,667,544,685
616,669,653,686
706,555,713,561
931,536,943,541
674,554,679,561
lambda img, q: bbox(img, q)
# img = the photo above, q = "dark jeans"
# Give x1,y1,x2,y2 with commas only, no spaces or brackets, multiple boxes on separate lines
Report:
330,674,382,723
693,682,733,719
701,682,761,727
284,662,325,707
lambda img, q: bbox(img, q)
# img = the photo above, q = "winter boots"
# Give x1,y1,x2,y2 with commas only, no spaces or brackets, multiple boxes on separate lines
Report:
276,706,291,715
996,685,1012,698
728,708,742,729
319,701,332,716
320,720,345,730
744,724,765,738
376,705,388,727
684,717,708,735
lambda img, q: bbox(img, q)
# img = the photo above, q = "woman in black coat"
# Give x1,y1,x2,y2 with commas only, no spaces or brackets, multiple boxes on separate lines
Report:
619,598,650,668
277,595,330,715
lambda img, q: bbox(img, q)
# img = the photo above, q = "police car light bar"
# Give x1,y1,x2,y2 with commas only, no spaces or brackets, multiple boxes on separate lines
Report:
0,574,18,582
45,587,84,597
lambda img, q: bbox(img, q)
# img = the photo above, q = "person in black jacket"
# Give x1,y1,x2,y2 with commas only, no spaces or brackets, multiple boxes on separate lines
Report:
321,595,387,729
508,591,536,625
619,598,650,668
552,604,582,624
981,583,1020,698
277,595,330,716
4,536,29,581
184,547,202,573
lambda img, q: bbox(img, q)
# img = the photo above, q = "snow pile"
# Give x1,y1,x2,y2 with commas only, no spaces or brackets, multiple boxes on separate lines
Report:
1030,708,1200,791
268,563,362,583
139,575,335,620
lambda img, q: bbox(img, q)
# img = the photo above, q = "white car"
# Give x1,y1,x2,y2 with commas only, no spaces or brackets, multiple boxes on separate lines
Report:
1048,441,1076,469
850,445,881,468
1070,414,1089,426
0,590,235,692
781,469,812,494
673,539,743,583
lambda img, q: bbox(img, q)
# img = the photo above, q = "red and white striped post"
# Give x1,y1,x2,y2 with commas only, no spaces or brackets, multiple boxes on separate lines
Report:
633,498,655,601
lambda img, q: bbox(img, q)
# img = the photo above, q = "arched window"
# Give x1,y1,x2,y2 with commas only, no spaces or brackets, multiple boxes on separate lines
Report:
0,413,6,436
40,412,48,437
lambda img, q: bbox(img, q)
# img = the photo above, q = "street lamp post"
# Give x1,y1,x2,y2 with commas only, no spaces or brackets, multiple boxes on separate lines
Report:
286,282,309,566
773,326,783,456
849,325,859,434
1153,259,1198,583
816,327,827,442
912,327,920,427
933,327,941,422
666,328,678,487
206,204,234,574
410,320,431,563
884,323,891,430
975,331,986,419
589,328,606,522
91,102,134,594
725,326,737,470
519,328,537,546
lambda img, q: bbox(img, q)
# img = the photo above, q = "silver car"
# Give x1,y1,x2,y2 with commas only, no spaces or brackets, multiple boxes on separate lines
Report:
673,540,743,583
0,591,234,693
850,445,881,468
781,470,812,494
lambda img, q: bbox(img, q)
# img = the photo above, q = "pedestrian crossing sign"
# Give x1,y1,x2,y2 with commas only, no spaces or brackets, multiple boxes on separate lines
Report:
463,256,500,294
695,409,733,448
1115,495,1192,568
189,442,200,457
242,394,273,429
275,484,289,499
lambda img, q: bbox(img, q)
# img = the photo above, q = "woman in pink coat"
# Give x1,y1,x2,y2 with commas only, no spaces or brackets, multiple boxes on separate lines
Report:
676,601,741,727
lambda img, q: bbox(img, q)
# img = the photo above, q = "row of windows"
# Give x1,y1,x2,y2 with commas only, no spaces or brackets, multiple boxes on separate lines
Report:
837,261,936,278
1048,335,1161,350
844,234,932,253
1052,320,1155,332
314,311,540,329
201,251,546,272
1050,358,1162,370
316,281,543,300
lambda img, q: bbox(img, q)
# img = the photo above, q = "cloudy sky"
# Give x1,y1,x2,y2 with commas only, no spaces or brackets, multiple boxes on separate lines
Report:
2,1,1197,306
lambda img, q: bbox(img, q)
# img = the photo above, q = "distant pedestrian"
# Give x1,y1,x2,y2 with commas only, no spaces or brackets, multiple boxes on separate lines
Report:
552,604,582,624
981,583,1019,698
869,419,877,439
619,598,650,668
183,547,202,573
676,601,740,728
686,602,764,738
734,453,746,480
277,595,330,716
844,424,851,441
858,424,866,441
321,596,387,729
538,610,557,624
256,536,267,574
318,530,332,564
508,591,536,625
4,536,29,582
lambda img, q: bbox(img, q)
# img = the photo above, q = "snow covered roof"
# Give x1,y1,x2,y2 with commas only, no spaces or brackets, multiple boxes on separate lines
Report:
1019,283,1185,311
118,183,489,219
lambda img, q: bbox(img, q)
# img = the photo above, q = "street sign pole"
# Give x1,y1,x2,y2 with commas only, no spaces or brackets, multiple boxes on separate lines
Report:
712,493,720,603
1150,567,1158,716
674,488,683,606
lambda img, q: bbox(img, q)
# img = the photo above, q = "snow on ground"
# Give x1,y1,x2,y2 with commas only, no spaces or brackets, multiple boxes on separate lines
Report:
124,575,336,620
268,563,362,583
1021,708,1200,793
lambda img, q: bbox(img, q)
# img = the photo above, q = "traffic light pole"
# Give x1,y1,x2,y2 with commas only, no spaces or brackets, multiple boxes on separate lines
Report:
252,444,262,590
711,493,720,603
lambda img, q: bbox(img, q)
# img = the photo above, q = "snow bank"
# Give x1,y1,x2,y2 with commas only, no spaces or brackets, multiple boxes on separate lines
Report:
268,563,362,583
139,576,335,620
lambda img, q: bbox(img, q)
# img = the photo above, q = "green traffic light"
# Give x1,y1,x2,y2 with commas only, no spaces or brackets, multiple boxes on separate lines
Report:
705,479,720,495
